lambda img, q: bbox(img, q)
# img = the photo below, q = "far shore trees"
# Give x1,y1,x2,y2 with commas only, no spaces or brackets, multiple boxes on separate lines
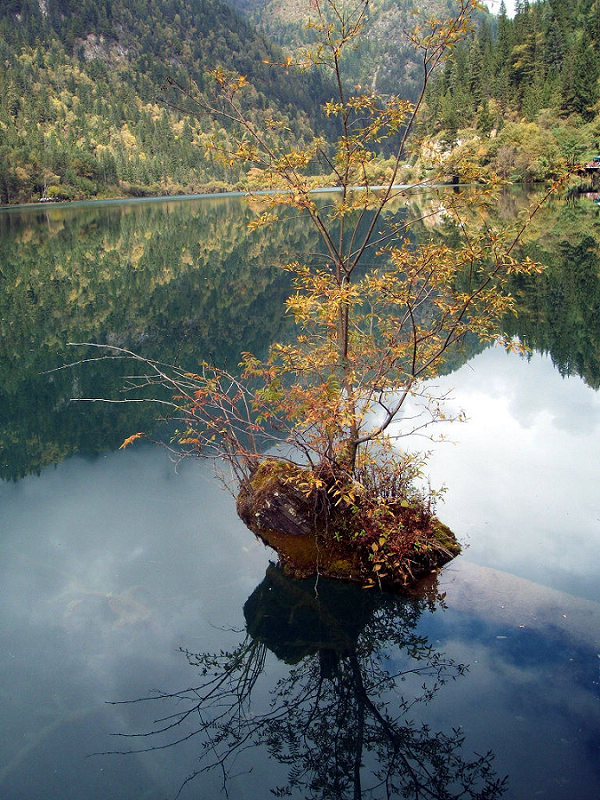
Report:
114,0,565,589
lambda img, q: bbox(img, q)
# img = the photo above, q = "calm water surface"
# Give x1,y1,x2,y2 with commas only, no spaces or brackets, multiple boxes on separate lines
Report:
0,194,599,799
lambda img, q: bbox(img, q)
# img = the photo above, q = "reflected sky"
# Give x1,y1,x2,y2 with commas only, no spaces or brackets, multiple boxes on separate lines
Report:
0,420,599,797
405,345,600,602
0,448,271,800
1,345,599,798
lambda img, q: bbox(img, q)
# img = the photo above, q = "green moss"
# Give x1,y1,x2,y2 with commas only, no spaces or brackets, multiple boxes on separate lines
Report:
430,519,462,556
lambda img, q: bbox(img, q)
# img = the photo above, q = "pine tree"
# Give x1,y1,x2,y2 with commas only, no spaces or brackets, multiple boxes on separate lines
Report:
562,34,599,119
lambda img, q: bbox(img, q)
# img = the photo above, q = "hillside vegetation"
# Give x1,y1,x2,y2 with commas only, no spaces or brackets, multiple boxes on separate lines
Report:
0,0,327,203
1,0,600,204
229,0,454,101
419,0,600,182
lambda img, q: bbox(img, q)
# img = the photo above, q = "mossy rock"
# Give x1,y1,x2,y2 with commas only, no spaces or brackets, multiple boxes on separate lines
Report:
236,458,461,589
237,459,362,579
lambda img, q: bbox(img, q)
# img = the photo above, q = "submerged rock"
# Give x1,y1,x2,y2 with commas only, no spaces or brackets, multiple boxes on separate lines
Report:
237,458,461,590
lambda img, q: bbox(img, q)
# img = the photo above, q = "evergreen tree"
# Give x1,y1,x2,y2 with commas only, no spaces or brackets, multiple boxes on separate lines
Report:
561,35,599,119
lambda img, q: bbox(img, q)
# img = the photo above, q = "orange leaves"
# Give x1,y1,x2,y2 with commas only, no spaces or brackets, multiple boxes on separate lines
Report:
119,432,144,450
324,100,343,117
210,68,249,93
179,437,201,447
506,255,545,275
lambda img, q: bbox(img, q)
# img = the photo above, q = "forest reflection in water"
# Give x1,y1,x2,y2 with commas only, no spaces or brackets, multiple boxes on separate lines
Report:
2,188,600,480
107,566,506,800
0,194,302,480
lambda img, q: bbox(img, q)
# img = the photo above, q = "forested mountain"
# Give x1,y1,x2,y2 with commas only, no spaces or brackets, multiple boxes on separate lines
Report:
420,0,600,181
228,0,457,101
2,0,600,205
0,0,328,204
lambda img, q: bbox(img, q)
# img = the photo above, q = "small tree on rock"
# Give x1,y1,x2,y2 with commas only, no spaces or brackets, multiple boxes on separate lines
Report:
117,0,563,588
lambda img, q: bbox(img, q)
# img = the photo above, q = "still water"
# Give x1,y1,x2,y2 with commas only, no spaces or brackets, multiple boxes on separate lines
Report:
0,194,599,799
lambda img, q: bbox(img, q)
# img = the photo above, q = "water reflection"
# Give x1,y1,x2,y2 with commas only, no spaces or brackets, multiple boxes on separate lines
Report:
418,347,600,601
0,443,598,799
3,191,600,480
108,566,506,799
505,224,600,390
2,190,600,800
0,197,307,479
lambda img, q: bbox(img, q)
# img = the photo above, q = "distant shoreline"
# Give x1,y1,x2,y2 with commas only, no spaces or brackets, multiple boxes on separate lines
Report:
0,183,467,212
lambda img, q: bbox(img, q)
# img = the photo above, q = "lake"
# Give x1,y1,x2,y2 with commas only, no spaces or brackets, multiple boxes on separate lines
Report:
0,192,599,799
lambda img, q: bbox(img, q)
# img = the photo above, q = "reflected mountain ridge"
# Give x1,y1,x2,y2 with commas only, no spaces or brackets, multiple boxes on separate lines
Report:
106,566,507,800
505,230,600,390
0,197,313,480
3,189,600,480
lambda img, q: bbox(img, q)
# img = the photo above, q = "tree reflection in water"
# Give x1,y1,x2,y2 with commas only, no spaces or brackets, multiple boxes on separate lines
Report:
106,566,507,799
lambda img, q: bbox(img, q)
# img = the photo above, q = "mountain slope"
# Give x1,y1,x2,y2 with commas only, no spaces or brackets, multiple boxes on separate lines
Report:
417,0,600,182
228,0,483,101
0,0,329,203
